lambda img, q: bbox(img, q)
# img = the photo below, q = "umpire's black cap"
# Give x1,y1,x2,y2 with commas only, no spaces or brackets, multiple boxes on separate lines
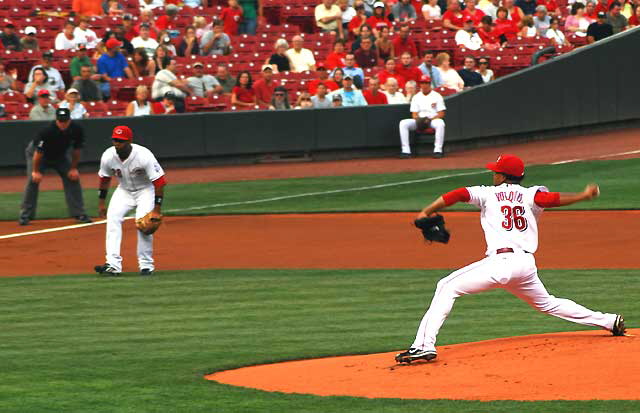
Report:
55,108,71,121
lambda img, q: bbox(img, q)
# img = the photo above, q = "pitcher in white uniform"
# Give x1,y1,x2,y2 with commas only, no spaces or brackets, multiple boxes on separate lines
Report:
94,125,167,276
396,154,626,363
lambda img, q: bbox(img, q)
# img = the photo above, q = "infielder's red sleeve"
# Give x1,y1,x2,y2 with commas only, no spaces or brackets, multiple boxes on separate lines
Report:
152,175,167,190
534,191,561,207
442,187,471,206
99,176,111,186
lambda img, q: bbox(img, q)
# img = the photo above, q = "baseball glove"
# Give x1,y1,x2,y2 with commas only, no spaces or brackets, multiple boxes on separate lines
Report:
136,211,163,235
414,214,450,244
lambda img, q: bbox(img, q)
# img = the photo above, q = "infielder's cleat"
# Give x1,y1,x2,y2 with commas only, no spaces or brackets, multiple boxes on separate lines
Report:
432,152,444,159
399,153,412,159
612,315,626,336
140,268,154,276
395,348,437,364
18,217,30,226
95,264,120,276
76,214,93,224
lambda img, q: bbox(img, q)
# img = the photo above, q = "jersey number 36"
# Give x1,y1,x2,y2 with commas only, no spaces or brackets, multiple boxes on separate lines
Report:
501,205,528,231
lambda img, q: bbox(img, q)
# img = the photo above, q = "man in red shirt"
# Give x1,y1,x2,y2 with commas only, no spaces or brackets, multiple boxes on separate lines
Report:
354,36,379,69
395,51,422,83
442,0,469,31
465,0,486,26
392,24,418,58
156,4,179,31
377,57,406,89
363,77,388,104
152,92,178,114
477,15,503,48
220,0,243,36
324,40,347,70
252,65,279,107
308,63,339,95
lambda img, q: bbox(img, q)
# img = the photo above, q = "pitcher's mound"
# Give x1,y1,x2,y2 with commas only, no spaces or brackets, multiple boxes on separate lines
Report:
207,329,638,401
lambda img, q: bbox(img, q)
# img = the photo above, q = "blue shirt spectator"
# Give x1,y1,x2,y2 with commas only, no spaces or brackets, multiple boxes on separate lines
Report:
418,52,442,88
330,76,368,106
97,51,129,78
336,53,365,88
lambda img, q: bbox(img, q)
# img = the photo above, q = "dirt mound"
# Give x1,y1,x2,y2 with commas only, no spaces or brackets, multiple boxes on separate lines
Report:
207,330,638,401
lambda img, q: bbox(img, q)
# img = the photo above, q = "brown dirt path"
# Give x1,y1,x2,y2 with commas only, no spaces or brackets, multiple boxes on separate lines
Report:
207,329,639,401
1,128,638,192
0,211,638,277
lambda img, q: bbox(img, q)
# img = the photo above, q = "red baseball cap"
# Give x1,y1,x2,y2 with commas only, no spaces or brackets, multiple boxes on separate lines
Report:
37,89,50,97
112,125,133,141
105,38,122,49
486,154,525,177
419,74,431,83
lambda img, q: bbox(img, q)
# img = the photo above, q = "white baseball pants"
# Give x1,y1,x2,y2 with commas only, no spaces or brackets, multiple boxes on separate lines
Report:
105,185,156,272
411,251,618,351
399,118,445,155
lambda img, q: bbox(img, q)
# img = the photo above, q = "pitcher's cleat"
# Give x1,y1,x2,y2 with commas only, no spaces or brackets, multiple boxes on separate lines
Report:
94,264,120,276
612,315,626,336
395,348,437,364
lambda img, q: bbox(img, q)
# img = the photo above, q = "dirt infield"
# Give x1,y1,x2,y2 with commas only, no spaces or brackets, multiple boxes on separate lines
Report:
0,211,638,277
1,127,638,192
207,329,638,401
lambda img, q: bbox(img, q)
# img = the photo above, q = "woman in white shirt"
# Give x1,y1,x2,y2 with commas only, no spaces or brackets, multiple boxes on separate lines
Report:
546,17,570,46
476,57,495,83
55,21,81,51
126,85,153,116
435,52,464,92
518,16,537,37
422,0,442,19
58,88,88,119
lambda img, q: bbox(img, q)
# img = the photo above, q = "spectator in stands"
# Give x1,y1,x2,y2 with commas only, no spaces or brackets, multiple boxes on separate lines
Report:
458,56,483,88
481,0,500,19
58,88,88,119
0,58,18,94
231,70,257,108
136,10,160,38
324,39,347,70
156,4,180,31
221,0,243,36
176,26,200,57
503,0,524,24
478,15,504,48
330,75,367,106
332,67,345,87
186,62,223,98
102,26,134,56
398,75,446,158
629,5,640,26
418,50,442,87
476,56,494,82
97,38,133,98
56,21,81,51
422,0,442,19
594,0,609,16
351,25,376,52
546,17,571,45
375,26,394,61
455,19,483,49
339,0,357,36
308,64,339,95
382,77,406,103
73,0,103,17
20,26,40,51
266,39,292,73
533,5,551,34
465,0,486,25
71,65,103,102
152,91,178,114
311,83,332,108
392,0,417,22
405,80,417,101
70,44,93,80
105,0,125,16
354,36,379,68
215,64,236,93
341,53,365,88
516,0,537,16
74,17,100,49
1,21,21,51
158,31,177,56
537,0,559,16
494,7,519,39
295,92,314,109
315,0,343,35
152,58,190,111
132,23,160,57
348,2,368,37
435,51,464,92
396,52,422,83
253,65,279,107
131,48,156,77
587,11,614,42
442,0,468,31
238,0,263,35
193,16,209,41
139,0,164,12
153,45,171,73
378,58,406,89
367,2,392,36
122,14,138,42
29,90,56,120
566,3,592,36
201,20,232,56
363,77,388,104
29,52,66,93
607,1,628,32
332,93,342,106
519,15,537,37
393,24,418,58
25,68,57,103
126,85,152,116
269,86,291,110
585,1,597,19
286,35,317,72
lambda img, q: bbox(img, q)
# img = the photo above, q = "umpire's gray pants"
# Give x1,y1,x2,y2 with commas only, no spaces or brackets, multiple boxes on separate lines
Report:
20,143,87,220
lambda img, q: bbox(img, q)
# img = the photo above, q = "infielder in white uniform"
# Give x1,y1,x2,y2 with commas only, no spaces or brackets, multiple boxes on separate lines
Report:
94,125,167,276
396,154,626,363
398,74,446,159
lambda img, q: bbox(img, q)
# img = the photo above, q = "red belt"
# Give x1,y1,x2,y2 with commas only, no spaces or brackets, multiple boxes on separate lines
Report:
496,248,531,254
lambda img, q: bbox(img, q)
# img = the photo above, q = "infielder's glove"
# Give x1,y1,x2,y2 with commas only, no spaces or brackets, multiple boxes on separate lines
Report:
414,214,450,244
416,117,431,131
136,211,163,235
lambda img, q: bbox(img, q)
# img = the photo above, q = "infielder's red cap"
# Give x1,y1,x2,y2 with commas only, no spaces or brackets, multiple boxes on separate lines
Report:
486,154,525,177
112,125,133,141
419,74,431,83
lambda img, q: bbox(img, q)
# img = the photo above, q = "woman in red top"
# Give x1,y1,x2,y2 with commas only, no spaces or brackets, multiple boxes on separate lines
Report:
477,15,504,49
464,0,486,26
324,40,347,70
493,7,519,40
442,0,469,30
220,0,243,36
377,58,406,89
629,5,640,26
366,2,392,37
348,3,368,37
503,0,524,25
231,71,257,108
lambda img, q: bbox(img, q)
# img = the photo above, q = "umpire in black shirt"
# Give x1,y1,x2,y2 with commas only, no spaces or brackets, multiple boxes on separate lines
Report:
19,108,92,225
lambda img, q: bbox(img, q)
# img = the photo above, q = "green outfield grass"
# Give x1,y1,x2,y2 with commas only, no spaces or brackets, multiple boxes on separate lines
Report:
0,269,637,413
0,158,638,220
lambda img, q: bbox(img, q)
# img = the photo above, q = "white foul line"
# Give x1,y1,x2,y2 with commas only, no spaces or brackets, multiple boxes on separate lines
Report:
550,149,640,165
